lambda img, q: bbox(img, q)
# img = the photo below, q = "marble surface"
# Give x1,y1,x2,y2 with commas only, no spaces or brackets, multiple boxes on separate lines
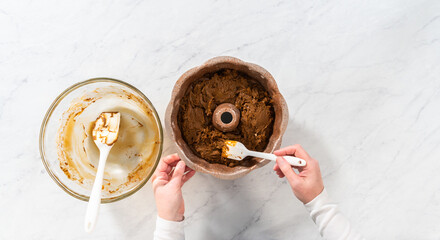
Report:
1,0,440,239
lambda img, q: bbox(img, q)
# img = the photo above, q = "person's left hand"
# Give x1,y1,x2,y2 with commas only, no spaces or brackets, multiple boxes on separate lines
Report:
151,154,196,221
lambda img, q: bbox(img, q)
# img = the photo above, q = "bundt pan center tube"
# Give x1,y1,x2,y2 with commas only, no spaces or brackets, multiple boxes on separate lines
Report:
165,56,289,180
212,103,240,132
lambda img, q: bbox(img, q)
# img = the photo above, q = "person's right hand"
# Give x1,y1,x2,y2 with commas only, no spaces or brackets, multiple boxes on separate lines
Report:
273,144,324,204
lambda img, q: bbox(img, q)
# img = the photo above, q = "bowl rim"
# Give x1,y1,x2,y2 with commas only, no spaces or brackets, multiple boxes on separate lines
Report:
39,78,163,203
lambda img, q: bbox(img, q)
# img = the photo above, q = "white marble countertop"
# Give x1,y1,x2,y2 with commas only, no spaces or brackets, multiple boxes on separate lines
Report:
1,0,440,239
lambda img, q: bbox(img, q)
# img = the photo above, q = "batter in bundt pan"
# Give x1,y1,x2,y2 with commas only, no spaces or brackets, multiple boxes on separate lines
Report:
178,69,275,167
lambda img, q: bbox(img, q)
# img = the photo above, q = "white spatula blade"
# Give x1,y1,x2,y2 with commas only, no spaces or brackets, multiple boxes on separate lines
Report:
222,140,248,160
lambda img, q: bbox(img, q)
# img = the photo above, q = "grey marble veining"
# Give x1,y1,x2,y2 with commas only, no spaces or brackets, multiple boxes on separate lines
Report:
1,0,440,239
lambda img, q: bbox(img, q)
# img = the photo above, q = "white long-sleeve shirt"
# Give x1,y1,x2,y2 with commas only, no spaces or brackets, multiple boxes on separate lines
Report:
154,189,364,240
153,217,185,240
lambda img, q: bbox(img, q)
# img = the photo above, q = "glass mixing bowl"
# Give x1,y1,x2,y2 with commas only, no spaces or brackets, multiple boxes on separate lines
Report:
39,78,163,203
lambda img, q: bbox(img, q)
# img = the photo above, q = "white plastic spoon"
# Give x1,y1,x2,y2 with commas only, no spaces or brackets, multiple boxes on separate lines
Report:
222,140,306,167
84,112,121,232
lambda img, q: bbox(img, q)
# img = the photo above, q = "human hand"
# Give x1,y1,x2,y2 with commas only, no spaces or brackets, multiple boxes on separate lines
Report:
273,144,324,204
151,154,196,221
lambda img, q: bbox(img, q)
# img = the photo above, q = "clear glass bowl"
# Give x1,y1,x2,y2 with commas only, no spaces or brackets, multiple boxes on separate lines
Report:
39,78,163,203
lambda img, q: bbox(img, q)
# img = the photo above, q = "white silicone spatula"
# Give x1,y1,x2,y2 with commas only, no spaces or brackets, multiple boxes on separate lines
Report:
84,112,121,232
222,140,306,167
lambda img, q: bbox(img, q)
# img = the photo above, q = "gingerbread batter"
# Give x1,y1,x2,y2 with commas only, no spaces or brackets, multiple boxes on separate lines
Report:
178,69,274,167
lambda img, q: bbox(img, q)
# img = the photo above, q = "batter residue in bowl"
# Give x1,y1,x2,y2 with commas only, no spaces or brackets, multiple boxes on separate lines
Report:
178,69,275,167
57,86,161,195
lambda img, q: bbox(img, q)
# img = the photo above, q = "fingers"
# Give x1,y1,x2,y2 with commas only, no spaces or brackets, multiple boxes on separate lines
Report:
156,153,181,174
155,153,196,181
152,171,168,191
184,166,193,173
182,169,196,184
163,153,181,164
166,162,180,175
273,163,285,178
273,163,278,171
276,157,300,184
167,162,190,176
273,144,311,160
170,160,186,185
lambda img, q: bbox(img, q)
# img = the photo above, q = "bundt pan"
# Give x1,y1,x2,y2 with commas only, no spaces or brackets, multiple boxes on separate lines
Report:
165,56,289,180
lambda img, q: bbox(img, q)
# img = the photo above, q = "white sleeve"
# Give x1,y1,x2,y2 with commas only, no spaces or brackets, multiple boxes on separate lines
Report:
153,216,185,240
304,189,365,240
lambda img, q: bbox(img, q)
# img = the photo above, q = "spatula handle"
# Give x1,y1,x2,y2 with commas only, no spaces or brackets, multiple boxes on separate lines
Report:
281,155,307,167
84,147,110,232
249,151,306,167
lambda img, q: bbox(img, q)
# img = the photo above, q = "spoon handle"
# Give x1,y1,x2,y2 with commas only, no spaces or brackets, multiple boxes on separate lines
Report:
248,151,306,167
84,147,110,232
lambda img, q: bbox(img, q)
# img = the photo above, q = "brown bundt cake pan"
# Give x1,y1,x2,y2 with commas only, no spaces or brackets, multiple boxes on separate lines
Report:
165,56,289,180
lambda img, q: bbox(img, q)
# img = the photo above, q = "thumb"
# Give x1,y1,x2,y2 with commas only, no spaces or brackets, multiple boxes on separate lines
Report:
276,157,300,185
170,160,186,185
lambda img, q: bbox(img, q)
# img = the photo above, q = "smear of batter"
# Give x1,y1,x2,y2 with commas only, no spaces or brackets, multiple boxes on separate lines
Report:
178,69,275,167
57,86,161,196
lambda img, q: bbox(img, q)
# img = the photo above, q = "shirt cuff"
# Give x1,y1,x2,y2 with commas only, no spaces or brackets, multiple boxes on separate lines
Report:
304,188,330,212
154,215,185,240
